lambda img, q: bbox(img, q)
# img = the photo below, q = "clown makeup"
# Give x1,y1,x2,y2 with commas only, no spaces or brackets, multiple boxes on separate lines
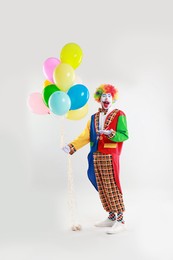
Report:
101,93,113,109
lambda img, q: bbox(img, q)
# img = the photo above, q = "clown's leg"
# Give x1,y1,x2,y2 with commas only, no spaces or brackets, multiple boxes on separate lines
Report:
117,212,125,224
106,212,126,234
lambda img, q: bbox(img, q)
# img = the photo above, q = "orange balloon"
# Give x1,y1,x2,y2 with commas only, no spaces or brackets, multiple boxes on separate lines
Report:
43,80,52,88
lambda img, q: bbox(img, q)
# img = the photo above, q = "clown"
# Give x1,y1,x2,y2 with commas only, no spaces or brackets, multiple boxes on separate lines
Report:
63,84,129,234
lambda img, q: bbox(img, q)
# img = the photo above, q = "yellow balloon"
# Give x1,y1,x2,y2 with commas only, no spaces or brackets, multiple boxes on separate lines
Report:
65,104,89,120
53,63,75,92
60,43,83,69
43,80,52,88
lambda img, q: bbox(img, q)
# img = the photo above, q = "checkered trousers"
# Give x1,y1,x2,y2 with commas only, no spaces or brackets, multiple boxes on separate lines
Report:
93,152,125,213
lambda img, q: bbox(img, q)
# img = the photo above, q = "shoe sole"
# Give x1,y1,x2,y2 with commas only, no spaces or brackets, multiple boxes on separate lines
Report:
95,224,114,228
95,221,116,228
106,227,126,234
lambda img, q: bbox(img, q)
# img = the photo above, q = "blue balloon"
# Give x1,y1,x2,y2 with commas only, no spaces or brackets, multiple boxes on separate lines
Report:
67,84,89,110
48,91,71,115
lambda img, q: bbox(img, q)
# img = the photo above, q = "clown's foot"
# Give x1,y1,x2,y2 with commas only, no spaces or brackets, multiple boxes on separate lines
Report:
95,218,116,227
106,221,126,234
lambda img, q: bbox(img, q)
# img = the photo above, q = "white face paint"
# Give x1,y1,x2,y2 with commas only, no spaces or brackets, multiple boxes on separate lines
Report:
101,93,113,109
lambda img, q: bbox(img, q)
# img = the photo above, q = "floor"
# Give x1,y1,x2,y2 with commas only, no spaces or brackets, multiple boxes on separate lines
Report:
0,188,172,260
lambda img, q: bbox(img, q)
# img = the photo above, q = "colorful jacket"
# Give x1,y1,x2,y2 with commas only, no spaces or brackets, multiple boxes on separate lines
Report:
69,109,129,192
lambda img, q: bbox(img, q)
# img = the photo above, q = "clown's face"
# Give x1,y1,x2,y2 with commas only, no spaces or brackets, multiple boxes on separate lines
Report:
101,93,113,109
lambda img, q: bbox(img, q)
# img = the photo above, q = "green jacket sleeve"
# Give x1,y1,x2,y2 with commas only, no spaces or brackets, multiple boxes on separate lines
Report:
108,115,129,142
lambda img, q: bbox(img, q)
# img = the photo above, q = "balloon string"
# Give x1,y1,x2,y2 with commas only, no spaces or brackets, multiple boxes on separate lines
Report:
60,118,79,227
67,155,78,226
60,117,65,148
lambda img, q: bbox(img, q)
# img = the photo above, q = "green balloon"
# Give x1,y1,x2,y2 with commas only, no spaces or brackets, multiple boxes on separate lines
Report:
42,84,60,107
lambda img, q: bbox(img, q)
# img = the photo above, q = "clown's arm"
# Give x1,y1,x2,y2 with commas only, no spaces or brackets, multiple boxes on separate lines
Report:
63,120,91,155
108,112,129,142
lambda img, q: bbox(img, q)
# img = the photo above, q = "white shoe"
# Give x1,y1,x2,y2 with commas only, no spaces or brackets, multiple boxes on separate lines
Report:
95,218,116,227
106,221,126,234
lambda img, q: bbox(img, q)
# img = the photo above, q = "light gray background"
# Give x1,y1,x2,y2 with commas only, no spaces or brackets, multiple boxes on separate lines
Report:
0,0,173,259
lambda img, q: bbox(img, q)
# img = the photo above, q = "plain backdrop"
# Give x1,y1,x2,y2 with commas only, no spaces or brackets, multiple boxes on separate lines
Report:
0,0,173,259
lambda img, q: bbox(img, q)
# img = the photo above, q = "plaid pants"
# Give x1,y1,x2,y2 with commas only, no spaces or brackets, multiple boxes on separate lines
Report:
93,152,125,213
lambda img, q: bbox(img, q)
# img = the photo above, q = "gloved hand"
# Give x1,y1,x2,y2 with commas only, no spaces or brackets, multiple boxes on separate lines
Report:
62,145,70,154
98,129,112,135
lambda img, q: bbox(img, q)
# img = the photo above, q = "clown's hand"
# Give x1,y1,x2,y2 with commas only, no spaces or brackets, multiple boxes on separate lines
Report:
62,145,70,154
98,129,112,135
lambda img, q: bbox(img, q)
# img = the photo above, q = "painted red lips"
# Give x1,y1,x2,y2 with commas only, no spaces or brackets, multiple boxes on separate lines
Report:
103,101,110,108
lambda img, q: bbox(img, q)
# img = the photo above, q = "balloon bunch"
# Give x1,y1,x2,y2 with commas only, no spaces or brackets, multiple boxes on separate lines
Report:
28,43,89,120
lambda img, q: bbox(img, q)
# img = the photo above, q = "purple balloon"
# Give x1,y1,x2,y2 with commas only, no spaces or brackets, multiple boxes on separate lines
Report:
43,57,60,83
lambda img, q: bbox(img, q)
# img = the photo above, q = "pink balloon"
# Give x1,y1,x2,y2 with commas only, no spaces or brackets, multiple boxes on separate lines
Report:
43,57,60,83
27,92,50,115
